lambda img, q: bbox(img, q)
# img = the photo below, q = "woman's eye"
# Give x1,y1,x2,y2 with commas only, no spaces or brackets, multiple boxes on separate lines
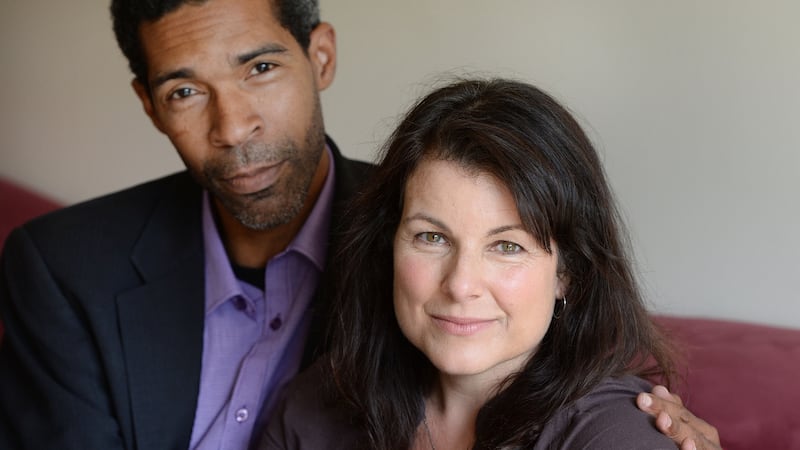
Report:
169,87,196,100
496,241,522,254
251,62,276,75
418,232,446,244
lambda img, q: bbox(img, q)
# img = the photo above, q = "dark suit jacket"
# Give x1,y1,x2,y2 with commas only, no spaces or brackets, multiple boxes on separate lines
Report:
0,140,371,450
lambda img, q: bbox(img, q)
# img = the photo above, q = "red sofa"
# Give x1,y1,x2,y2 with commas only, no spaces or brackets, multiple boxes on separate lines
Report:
1,178,799,449
656,315,800,450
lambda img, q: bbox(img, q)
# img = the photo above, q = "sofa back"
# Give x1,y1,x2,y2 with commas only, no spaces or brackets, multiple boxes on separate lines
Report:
656,315,800,450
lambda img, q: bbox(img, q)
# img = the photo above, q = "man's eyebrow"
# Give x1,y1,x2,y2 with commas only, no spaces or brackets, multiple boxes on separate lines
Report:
151,68,195,90
148,44,289,90
236,43,288,65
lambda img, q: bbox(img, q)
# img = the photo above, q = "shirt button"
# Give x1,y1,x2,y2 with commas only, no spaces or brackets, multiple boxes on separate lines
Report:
235,408,249,423
270,315,282,330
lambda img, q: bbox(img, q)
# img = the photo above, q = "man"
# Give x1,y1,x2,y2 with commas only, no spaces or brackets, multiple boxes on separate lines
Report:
0,0,719,449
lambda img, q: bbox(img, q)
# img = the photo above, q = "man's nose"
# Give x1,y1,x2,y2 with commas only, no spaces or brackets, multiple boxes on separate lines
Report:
208,87,263,148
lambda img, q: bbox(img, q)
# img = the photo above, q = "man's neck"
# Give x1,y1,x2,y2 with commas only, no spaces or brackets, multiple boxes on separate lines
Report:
215,150,330,268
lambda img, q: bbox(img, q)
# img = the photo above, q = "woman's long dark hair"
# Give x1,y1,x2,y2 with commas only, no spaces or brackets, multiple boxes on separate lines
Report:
326,78,675,449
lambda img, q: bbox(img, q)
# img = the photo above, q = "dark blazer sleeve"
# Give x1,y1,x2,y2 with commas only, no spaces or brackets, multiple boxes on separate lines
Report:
0,227,127,449
0,172,205,450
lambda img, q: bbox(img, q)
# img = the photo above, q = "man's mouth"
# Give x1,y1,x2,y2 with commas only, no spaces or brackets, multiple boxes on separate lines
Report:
221,161,286,195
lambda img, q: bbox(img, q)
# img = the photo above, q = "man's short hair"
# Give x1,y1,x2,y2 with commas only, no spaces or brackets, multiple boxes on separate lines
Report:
110,0,320,86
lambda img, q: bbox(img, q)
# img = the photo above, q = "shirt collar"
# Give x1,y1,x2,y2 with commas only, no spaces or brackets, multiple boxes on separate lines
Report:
201,145,336,313
289,145,336,272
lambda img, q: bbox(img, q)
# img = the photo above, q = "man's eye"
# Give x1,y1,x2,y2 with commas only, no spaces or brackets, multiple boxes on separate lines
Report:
418,232,446,244
495,241,522,254
169,87,196,100
251,62,276,75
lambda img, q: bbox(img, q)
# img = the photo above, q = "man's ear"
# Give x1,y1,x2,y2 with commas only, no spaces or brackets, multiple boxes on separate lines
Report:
307,22,337,91
132,78,165,134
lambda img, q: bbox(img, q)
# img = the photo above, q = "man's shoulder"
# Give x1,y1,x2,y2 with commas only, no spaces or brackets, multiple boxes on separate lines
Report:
327,137,374,183
24,172,198,236
9,171,201,266
51,171,195,216
327,148,374,225
337,153,374,172
333,151,373,185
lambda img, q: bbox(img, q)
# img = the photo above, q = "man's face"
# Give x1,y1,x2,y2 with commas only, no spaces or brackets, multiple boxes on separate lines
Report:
134,0,336,230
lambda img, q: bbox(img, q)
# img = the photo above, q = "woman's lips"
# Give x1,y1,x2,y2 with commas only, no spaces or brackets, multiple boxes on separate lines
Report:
431,315,495,336
222,162,285,195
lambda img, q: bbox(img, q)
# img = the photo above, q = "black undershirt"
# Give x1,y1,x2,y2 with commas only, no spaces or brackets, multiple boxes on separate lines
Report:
231,264,265,290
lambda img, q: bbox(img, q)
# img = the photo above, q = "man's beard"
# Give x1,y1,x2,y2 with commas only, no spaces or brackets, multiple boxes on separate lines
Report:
200,106,326,231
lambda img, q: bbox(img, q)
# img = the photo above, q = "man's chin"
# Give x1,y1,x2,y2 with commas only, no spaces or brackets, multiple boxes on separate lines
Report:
209,179,308,231
229,200,303,231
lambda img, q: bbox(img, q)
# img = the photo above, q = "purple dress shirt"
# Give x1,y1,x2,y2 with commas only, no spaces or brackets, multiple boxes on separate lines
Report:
189,148,336,450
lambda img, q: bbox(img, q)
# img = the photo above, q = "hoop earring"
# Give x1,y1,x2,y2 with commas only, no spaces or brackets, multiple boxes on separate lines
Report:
553,296,567,319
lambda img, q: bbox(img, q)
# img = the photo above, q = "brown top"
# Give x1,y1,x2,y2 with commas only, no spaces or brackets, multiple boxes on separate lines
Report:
260,362,677,450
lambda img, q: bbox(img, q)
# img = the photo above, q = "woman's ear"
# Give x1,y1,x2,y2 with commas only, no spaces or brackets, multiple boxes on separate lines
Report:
308,22,337,91
556,272,570,300
555,248,570,299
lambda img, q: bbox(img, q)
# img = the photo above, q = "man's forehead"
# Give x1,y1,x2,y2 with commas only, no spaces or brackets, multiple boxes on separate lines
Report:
139,0,285,53
138,0,295,76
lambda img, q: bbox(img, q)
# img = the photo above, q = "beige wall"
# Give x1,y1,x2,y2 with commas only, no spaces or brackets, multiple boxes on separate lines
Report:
1,1,798,327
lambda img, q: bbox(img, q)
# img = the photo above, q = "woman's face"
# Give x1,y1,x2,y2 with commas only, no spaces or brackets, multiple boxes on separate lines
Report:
393,158,565,384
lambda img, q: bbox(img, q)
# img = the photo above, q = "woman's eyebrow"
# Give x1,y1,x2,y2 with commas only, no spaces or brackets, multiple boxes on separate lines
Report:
401,213,450,233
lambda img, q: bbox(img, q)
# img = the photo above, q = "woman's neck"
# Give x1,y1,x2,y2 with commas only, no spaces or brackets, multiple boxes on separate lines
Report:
414,373,499,450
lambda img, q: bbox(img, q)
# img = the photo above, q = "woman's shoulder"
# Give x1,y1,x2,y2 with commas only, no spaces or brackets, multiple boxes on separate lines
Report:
539,376,678,449
258,361,363,450
572,375,656,412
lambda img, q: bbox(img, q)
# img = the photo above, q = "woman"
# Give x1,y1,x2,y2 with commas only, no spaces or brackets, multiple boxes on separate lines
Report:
263,78,678,449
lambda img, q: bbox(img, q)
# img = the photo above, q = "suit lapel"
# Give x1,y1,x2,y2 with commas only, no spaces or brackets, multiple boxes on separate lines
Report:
110,143,371,446
116,174,206,449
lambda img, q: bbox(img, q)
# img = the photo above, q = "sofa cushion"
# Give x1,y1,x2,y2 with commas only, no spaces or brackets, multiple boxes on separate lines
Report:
655,315,800,450
0,177,61,252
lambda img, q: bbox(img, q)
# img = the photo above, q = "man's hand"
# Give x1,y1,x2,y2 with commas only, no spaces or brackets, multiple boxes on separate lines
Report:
637,385,721,450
